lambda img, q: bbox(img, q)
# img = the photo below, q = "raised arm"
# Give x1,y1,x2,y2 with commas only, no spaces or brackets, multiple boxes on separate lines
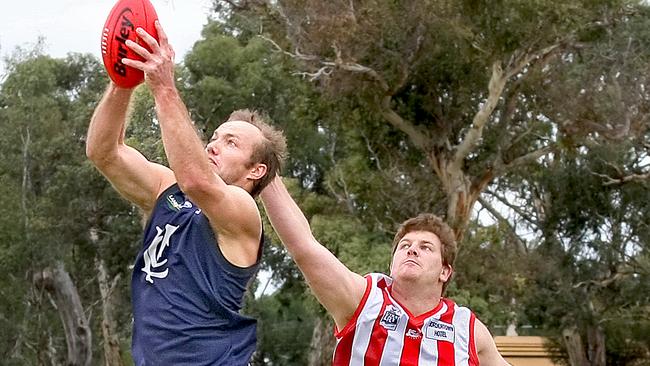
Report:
86,83,174,214
260,176,367,329
122,23,262,266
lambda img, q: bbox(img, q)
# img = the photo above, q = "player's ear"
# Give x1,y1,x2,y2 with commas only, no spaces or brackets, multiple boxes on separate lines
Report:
440,264,453,283
248,163,267,180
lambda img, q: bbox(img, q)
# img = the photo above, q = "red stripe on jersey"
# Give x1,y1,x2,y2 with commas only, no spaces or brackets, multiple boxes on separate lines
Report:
334,276,373,338
363,288,391,365
333,276,373,365
332,274,478,366
332,276,372,366
333,327,355,365
437,299,456,365
468,313,479,366
399,323,422,365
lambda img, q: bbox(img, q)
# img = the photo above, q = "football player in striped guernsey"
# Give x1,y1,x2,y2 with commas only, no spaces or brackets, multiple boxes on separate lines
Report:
261,176,510,365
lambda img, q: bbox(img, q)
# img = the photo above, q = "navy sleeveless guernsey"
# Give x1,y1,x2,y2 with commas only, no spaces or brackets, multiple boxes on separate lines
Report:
131,183,262,366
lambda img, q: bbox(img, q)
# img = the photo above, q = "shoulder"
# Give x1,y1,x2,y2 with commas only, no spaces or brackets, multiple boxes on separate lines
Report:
366,273,393,287
355,273,391,309
206,184,261,235
207,184,262,267
474,318,511,365
225,184,261,233
474,318,496,347
227,184,258,206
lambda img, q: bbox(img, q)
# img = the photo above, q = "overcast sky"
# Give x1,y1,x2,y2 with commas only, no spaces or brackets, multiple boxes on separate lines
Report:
0,0,214,76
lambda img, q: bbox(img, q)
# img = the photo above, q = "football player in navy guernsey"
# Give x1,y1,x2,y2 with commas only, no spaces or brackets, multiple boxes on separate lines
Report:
261,176,510,366
87,21,286,366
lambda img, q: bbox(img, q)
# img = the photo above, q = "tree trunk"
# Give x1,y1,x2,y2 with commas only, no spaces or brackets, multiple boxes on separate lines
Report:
586,325,606,366
308,316,336,366
563,327,589,366
437,160,491,241
95,257,124,366
21,127,31,240
90,225,124,366
33,262,92,366
445,171,470,239
562,325,607,366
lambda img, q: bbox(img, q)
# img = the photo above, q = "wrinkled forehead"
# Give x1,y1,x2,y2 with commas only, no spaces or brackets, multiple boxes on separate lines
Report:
213,120,263,140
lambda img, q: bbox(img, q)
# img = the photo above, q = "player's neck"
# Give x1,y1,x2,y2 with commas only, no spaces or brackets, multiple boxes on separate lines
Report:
390,280,442,317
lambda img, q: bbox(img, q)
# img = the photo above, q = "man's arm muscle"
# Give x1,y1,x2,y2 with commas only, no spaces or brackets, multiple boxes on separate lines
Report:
475,319,511,366
261,177,366,329
86,84,174,214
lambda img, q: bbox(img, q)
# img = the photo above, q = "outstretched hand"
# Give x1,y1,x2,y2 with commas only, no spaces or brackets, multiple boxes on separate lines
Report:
122,21,175,91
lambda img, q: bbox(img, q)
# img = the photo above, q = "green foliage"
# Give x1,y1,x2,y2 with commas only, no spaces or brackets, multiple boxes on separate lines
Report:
0,49,140,364
218,0,650,362
248,290,316,365
501,142,650,361
452,223,529,328
182,21,332,189
1,1,650,364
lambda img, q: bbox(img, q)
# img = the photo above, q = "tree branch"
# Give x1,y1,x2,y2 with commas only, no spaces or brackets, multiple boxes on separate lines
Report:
258,35,319,62
609,75,631,140
502,145,554,172
259,31,432,152
379,97,430,151
592,171,650,186
477,196,528,252
259,35,393,89
452,61,506,171
571,72,637,141
484,189,539,227
505,43,562,80
292,66,333,81
453,42,564,174
325,140,356,213
360,131,383,171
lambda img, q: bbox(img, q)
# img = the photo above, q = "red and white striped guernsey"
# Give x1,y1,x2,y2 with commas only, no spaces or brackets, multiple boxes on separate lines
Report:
332,273,479,366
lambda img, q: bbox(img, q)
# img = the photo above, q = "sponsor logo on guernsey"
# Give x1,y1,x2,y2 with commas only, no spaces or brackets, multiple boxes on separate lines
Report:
142,224,179,284
166,194,193,212
166,194,182,211
425,319,455,343
379,305,401,331
406,328,422,339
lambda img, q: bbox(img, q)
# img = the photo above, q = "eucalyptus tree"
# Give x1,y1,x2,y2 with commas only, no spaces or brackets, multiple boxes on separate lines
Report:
0,51,142,365
216,0,650,237
206,0,650,364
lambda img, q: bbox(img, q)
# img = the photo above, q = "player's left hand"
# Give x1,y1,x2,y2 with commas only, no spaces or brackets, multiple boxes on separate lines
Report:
122,21,175,91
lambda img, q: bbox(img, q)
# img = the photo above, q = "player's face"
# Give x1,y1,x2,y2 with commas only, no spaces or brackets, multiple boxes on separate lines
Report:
390,230,452,288
206,121,265,187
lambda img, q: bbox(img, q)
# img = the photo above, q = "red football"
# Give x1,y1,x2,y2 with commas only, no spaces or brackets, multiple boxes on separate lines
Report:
101,0,159,88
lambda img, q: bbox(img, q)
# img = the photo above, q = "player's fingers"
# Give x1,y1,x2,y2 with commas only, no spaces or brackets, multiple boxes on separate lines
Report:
136,27,161,53
155,21,169,46
154,21,175,60
122,58,147,71
125,40,152,59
